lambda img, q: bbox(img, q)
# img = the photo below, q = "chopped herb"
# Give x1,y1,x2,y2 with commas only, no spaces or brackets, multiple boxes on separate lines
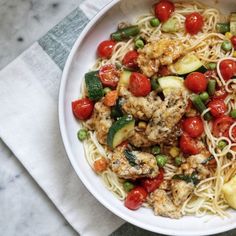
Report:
201,156,214,164
172,172,200,185
124,149,137,166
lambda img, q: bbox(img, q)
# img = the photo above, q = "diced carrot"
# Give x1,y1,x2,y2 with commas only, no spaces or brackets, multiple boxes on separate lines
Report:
103,90,118,106
93,157,108,173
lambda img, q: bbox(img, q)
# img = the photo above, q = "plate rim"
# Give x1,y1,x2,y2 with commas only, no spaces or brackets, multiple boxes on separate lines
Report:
58,0,236,235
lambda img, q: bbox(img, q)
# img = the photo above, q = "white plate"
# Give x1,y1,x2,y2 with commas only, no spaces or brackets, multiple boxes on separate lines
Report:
59,1,236,235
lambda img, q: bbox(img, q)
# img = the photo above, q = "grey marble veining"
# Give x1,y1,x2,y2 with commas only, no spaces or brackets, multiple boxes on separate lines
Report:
0,139,78,236
0,0,83,69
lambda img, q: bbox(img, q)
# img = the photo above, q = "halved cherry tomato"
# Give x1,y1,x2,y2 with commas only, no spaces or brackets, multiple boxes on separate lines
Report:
154,0,175,22
97,40,116,59
208,99,227,118
122,50,139,69
182,116,204,138
231,36,236,49
184,72,207,93
129,72,151,97
72,98,94,120
212,115,234,138
185,12,204,35
141,168,164,193
179,132,200,155
124,186,148,210
213,87,228,100
158,66,171,76
219,59,236,81
99,64,119,88
103,90,118,106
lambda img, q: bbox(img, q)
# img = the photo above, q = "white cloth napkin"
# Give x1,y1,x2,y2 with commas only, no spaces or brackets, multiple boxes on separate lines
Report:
0,0,125,234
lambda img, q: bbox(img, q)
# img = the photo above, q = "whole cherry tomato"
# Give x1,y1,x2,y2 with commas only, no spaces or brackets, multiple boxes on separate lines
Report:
230,36,236,49
141,168,164,193
122,50,139,69
179,132,200,155
184,72,207,93
129,72,151,97
99,64,119,88
124,186,148,210
72,98,94,120
212,115,234,138
185,12,204,35
219,59,236,81
208,99,227,118
154,0,175,22
97,40,116,59
182,116,204,138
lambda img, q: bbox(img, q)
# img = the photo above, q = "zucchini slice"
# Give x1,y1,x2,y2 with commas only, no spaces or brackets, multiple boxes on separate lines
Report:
170,54,206,75
117,70,131,90
107,115,135,148
158,76,184,90
85,71,104,100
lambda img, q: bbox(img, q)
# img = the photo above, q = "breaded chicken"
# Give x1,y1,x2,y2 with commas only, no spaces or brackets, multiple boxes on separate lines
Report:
128,130,156,147
138,39,184,77
110,146,159,180
148,189,182,219
85,101,112,145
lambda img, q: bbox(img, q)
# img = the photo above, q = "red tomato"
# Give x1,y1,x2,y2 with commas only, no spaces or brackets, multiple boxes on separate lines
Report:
158,66,171,76
219,59,236,81
184,72,207,93
124,186,148,210
72,98,94,120
99,64,119,88
231,36,236,49
179,132,200,155
97,40,116,59
212,116,234,138
129,72,151,97
185,12,204,35
122,50,139,69
213,87,228,100
154,0,175,22
208,99,227,118
141,168,164,193
182,116,204,138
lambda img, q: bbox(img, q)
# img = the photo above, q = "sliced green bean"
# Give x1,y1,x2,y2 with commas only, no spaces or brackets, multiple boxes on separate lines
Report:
111,25,140,41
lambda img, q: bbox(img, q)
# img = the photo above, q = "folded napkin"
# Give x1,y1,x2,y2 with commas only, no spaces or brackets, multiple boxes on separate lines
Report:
0,0,125,235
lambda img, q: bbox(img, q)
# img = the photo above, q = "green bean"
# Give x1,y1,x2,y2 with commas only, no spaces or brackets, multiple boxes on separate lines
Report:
111,25,140,41
207,79,216,96
199,92,209,103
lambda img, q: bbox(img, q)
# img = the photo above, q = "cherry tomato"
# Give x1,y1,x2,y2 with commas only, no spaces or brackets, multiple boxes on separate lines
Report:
185,12,204,35
124,186,148,210
99,64,120,88
184,72,207,93
182,116,204,138
141,168,164,193
72,98,94,120
231,36,236,49
219,59,236,81
129,72,151,97
179,132,200,155
122,50,139,69
212,115,234,138
154,0,175,22
97,40,116,59
158,66,171,76
208,99,227,118
213,87,228,100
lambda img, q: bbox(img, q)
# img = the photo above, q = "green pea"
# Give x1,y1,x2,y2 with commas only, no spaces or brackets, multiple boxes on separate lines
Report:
230,109,236,118
103,87,112,95
152,146,161,155
135,39,144,49
175,157,182,166
156,155,168,167
199,92,209,103
221,41,232,51
123,181,135,192
77,129,88,141
150,18,160,27
217,140,227,150
206,62,217,70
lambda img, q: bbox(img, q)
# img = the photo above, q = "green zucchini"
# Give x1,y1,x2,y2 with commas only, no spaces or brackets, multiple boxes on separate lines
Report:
117,70,131,90
107,115,135,148
111,98,124,119
170,54,206,75
162,18,180,33
158,76,185,90
85,71,104,100
230,12,236,35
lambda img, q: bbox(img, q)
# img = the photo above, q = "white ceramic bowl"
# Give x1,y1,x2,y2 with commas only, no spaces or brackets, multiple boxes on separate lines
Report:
59,1,236,235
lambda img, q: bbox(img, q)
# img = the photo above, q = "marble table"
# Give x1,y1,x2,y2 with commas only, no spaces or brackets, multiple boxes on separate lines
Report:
0,0,235,236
